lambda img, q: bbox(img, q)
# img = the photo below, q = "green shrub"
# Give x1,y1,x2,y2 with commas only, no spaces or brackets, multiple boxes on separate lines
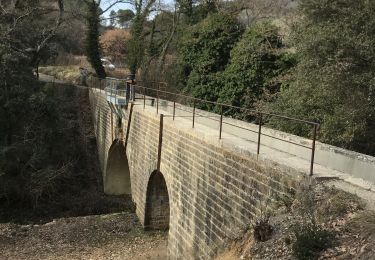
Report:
178,13,244,104
292,223,334,260
268,0,375,155
218,22,295,116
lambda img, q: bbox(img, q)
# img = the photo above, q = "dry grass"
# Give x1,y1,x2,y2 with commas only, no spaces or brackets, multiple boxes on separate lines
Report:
39,66,131,82
349,211,375,239
107,67,131,78
39,66,80,83
317,186,365,221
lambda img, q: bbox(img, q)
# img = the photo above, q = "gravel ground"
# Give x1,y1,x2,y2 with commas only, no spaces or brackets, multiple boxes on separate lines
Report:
0,212,167,260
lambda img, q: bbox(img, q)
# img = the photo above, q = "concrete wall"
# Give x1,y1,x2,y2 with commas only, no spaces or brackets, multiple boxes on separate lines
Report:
156,100,375,185
89,89,303,259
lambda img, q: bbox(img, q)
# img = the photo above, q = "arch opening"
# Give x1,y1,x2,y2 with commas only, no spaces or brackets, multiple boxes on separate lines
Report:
104,139,131,195
144,171,170,230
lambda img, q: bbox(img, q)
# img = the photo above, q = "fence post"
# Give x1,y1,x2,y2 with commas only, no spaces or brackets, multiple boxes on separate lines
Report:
257,113,262,159
192,99,196,128
173,93,176,121
219,105,223,139
157,87,159,114
124,103,134,151
132,83,135,101
143,87,146,109
310,124,318,176
157,114,164,172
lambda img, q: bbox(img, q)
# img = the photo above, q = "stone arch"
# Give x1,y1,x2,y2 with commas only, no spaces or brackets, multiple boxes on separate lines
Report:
144,170,170,230
104,139,131,195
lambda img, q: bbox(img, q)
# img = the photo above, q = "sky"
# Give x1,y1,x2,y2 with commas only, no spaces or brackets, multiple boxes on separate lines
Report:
100,0,175,17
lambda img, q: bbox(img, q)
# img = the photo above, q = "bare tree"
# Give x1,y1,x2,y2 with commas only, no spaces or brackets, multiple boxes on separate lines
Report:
0,0,65,77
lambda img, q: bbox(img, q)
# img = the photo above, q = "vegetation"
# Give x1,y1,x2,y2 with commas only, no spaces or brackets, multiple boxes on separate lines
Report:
1,83,87,221
218,23,295,116
111,0,373,155
117,9,135,28
252,211,273,242
179,13,244,107
39,66,81,83
268,0,375,154
292,223,334,260
0,0,126,223
100,29,130,64
84,0,106,78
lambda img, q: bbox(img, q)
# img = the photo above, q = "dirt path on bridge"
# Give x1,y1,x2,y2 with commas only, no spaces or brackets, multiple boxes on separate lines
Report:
0,212,167,260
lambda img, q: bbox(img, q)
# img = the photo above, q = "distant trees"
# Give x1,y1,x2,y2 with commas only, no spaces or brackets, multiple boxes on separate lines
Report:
117,9,135,28
108,9,135,28
100,29,130,63
268,0,375,154
109,10,117,27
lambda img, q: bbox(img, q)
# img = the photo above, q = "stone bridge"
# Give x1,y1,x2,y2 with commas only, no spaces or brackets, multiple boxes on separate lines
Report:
88,86,375,259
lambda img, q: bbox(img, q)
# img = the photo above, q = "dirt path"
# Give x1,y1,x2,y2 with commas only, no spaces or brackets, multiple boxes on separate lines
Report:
0,212,167,260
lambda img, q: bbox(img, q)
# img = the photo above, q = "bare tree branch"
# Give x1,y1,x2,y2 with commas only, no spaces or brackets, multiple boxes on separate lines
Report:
99,0,134,15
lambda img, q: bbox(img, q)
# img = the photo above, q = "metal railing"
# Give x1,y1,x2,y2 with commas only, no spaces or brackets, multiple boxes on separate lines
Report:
104,86,128,105
88,76,320,176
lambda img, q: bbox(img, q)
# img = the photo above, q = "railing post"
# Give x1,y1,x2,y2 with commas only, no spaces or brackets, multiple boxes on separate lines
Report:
115,87,118,105
219,105,223,139
143,87,146,109
132,83,135,101
124,103,134,151
310,124,318,176
156,87,159,114
257,113,263,159
110,82,113,100
157,114,164,172
173,93,176,121
125,81,130,104
192,99,196,128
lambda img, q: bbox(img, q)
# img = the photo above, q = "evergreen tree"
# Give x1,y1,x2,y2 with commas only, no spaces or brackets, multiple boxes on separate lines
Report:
218,22,295,117
269,0,375,155
117,9,135,28
179,13,244,107
109,10,117,27
85,1,106,79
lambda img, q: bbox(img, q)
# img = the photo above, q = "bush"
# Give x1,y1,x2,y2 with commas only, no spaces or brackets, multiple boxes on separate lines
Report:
218,22,295,115
268,0,375,155
292,223,334,260
252,212,273,242
178,13,244,103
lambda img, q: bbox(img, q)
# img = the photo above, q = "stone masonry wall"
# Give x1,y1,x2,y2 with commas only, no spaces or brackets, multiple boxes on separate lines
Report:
89,89,302,259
